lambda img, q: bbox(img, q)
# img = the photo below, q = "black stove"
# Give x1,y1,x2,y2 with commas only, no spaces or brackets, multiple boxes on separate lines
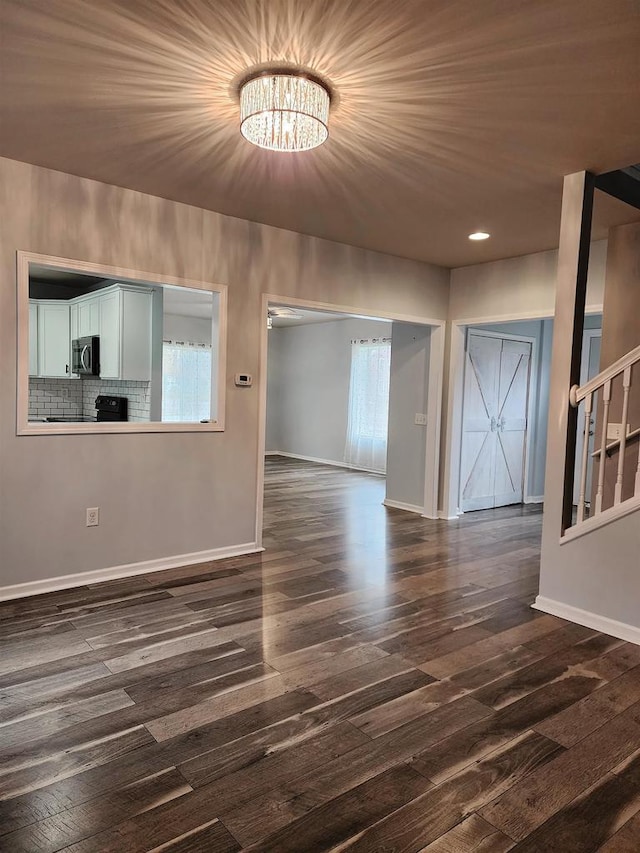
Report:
95,395,128,422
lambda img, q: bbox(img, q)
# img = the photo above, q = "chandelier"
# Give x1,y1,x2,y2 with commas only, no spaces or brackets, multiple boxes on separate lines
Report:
240,71,330,152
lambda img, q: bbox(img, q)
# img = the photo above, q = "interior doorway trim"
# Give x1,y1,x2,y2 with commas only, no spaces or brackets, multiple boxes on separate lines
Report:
441,308,603,520
256,293,446,547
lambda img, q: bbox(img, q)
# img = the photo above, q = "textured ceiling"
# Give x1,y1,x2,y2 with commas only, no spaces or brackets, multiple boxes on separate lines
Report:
1,0,639,267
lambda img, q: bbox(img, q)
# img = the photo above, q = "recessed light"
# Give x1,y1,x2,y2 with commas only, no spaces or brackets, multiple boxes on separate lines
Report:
469,231,490,241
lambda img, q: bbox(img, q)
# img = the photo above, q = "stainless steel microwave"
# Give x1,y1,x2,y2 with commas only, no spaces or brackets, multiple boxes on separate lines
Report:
72,336,100,376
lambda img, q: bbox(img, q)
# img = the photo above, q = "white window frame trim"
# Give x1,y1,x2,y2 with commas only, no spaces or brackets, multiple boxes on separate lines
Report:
16,251,228,435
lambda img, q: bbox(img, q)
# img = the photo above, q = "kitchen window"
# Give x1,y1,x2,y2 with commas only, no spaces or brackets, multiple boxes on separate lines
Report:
161,341,212,423
344,337,391,473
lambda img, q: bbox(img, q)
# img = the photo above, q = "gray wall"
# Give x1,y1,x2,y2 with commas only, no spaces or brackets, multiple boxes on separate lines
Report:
164,314,212,346
0,157,449,588
266,318,392,464
449,241,607,322
386,323,431,508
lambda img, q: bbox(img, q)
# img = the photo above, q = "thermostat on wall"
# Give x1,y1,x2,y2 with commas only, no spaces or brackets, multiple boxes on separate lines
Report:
235,373,253,387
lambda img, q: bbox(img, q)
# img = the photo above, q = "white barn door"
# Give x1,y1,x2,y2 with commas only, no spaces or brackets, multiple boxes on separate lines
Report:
460,332,532,512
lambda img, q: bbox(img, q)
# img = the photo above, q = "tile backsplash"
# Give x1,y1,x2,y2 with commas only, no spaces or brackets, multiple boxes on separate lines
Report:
81,379,151,422
29,378,83,419
29,377,151,422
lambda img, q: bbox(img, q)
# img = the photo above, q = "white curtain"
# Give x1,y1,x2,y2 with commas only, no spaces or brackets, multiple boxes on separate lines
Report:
344,338,391,473
162,340,212,422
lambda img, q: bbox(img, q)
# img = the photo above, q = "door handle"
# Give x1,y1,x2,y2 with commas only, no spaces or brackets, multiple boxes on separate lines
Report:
80,345,89,371
490,416,497,432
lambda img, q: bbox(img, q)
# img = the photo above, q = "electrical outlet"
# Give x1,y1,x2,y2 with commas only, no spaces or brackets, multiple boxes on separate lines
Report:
86,507,100,527
607,423,624,441
414,413,427,425
60,387,69,398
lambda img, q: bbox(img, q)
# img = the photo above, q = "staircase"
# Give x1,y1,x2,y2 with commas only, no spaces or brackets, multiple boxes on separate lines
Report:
537,170,640,644
564,342,640,541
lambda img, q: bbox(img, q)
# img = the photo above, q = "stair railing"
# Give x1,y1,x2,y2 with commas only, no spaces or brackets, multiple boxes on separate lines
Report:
569,342,640,529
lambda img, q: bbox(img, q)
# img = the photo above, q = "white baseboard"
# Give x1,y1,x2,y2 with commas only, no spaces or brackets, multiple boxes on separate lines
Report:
533,596,640,646
524,495,544,505
383,499,424,515
0,542,263,602
267,451,385,476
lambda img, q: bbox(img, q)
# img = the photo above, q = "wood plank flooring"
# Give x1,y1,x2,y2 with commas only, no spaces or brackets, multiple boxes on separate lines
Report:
1,455,639,851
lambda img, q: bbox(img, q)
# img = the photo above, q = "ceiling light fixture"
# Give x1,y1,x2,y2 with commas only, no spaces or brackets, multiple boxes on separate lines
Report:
268,307,304,318
240,71,330,152
468,231,491,241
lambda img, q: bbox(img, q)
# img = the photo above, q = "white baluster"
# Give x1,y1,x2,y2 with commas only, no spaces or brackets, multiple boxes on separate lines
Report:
614,367,632,505
595,379,612,515
577,392,593,524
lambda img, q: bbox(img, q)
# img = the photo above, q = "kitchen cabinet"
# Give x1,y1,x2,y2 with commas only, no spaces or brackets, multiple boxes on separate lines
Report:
97,285,152,381
29,302,38,376
29,284,152,382
70,296,99,347
98,289,120,379
36,302,70,378
78,296,100,337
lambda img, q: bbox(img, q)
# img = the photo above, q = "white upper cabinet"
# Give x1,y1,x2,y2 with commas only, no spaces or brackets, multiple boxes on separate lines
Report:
29,302,38,376
37,302,70,378
78,296,100,337
30,284,152,382
98,289,121,379
98,285,152,381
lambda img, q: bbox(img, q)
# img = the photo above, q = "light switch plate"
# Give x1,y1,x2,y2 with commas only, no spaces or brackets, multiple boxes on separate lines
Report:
607,423,622,440
414,413,427,425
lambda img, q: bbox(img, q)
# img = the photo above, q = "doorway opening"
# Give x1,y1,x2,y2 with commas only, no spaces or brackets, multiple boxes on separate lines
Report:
452,314,603,517
266,305,392,476
258,297,444,548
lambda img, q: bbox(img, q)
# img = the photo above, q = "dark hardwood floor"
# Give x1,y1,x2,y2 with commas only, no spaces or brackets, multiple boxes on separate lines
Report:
1,455,640,851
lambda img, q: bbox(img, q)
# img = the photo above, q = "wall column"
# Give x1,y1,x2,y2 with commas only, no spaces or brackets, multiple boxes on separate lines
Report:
541,172,594,553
